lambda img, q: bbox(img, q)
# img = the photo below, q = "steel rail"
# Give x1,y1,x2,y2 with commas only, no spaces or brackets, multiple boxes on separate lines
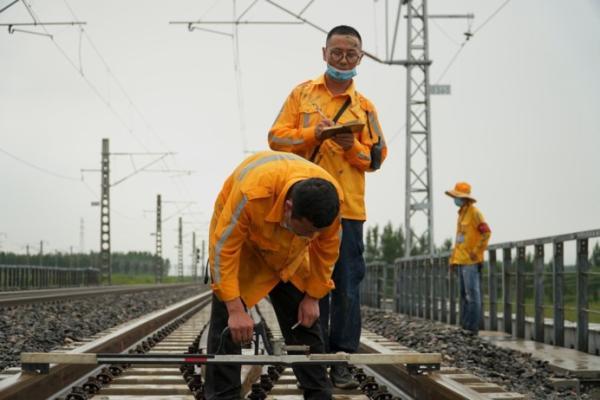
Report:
0,290,212,400
358,335,525,400
256,300,524,400
3,292,526,400
0,283,200,307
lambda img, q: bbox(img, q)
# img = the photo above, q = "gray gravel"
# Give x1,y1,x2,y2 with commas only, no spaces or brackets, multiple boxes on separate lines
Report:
361,307,591,400
0,286,202,372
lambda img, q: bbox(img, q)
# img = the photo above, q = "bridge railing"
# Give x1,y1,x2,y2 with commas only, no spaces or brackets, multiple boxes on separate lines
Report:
0,265,101,291
361,229,600,354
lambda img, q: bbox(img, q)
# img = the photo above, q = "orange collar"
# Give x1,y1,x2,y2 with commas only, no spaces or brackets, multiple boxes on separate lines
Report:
264,177,304,223
311,74,356,101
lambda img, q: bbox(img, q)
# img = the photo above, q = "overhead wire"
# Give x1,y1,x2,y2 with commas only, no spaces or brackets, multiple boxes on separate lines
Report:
0,145,142,222
60,0,207,230
372,0,379,57
19,0,149,151
232,0,248,154
298,0,316,16
472,0,512,36
434,40,467,84
0,145,80,181
194,0,222,23
432,0,514,84
389,0,513,145
12,1,207,254
389,0,402,60
61,0,159,153
18,1,169,220
431,19,461,46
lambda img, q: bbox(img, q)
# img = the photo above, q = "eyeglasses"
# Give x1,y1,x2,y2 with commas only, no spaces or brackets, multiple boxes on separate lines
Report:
328,48,362,63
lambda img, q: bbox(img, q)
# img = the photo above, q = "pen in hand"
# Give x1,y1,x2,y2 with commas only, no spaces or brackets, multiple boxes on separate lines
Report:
312,103,330,121
291,321,301,330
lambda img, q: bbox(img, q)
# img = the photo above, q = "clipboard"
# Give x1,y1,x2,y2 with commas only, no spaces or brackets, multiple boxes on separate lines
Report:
321,121,365,139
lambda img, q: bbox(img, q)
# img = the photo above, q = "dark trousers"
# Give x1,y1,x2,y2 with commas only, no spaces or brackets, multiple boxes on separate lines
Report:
319,219,366,353
458,264,482,333
204,281,332,400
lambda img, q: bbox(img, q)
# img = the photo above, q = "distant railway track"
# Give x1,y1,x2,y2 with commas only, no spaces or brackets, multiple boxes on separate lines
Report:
0,283,200,307
0,290,526,400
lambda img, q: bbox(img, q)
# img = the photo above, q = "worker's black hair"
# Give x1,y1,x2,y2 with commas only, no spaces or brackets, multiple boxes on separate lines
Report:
290,178,340,228
326,25,362,45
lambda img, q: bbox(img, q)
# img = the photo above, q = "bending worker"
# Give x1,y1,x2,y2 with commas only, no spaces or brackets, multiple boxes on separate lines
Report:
445,182,492,335
205,151,343,400
268,25,387,388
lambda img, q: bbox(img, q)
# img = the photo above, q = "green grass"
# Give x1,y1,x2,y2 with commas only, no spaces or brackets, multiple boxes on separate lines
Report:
479,265,600,323
482,296,600,324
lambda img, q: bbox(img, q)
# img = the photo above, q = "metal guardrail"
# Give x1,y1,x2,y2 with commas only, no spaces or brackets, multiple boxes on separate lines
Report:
0,264,100,290
361,229,600,354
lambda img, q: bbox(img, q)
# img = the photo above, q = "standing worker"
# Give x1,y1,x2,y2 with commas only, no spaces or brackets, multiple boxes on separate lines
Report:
268,25,387,389
205,151,343,400
445,182,492,335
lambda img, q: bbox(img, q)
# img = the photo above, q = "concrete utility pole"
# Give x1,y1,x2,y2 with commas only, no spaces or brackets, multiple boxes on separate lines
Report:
155,194,163,284
178,217,183,282
39,240,44,266
79,218,85,254
191,232,197,282
201,239,206,274
100,138,111,284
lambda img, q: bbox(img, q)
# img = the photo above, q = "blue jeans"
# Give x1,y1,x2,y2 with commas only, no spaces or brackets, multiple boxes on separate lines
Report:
319,219,366,353
458,264,482,333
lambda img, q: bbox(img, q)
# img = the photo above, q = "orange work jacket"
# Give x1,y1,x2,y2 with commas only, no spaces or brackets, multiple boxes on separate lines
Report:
268,74,387,221
450,203,492,265
209,151,343,308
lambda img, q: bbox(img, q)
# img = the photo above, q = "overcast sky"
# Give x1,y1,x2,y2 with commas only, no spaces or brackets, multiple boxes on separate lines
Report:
1,0,599,271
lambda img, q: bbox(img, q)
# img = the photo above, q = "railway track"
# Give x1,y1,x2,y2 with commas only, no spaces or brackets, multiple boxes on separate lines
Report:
1,290,527,400
0,283,199,307
0,290,212,400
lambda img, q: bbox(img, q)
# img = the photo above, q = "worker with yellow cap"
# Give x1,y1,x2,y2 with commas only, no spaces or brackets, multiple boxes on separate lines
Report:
445,182,491,334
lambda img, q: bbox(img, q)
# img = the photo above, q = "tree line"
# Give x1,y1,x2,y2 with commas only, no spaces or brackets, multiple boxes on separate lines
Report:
0,251,170,276
365,222,452,264
365,222,600,268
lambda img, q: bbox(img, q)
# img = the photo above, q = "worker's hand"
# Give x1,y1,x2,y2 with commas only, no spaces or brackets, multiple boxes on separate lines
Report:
332,132,354,150
469,251,478,262
225,298,254,344
297,294,320,328
315,119,334,141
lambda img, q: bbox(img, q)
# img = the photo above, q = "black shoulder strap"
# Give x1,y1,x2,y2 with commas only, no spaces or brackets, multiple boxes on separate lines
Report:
309,97,352,162
332,97,352,124
365,110,373,139
203,259,211,284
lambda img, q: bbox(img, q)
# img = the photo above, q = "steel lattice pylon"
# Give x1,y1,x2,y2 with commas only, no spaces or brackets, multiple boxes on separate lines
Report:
191,231,197,282
178,217,183,281
405,0,434,256
100,139,111,284
155,194,163,283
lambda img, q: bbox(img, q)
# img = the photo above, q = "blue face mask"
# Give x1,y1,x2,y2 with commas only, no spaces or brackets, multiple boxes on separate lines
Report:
454,197,465,207
326,64,357,81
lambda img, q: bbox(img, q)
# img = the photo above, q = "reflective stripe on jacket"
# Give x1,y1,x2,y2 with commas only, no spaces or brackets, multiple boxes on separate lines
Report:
450,203,491,265
268,74,387,221
209,151,343,308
